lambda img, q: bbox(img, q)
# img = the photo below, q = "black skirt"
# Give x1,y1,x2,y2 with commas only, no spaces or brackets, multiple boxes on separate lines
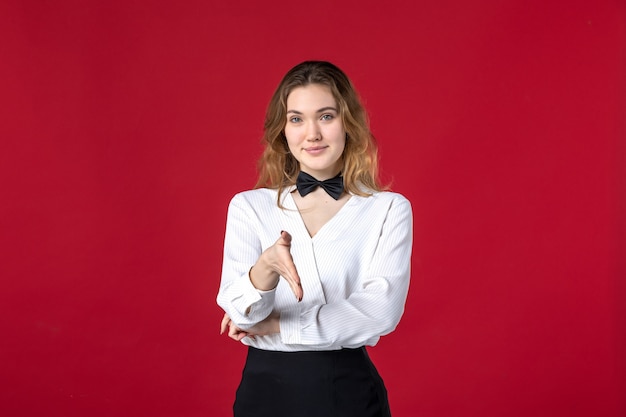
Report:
233,346,392,417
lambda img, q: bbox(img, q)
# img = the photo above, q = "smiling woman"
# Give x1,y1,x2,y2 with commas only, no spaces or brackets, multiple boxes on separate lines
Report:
284,84,346,180
216,61,413,417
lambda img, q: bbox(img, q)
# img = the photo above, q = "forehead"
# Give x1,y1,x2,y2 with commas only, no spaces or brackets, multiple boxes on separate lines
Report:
286,84,337,110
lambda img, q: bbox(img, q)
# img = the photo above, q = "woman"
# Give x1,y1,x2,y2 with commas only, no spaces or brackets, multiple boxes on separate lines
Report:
217,61,412,417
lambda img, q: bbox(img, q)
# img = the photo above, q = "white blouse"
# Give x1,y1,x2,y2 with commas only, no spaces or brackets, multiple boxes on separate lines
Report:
217,186,413,351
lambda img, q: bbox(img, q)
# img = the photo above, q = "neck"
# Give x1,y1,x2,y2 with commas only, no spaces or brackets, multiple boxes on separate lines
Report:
299,169,342,181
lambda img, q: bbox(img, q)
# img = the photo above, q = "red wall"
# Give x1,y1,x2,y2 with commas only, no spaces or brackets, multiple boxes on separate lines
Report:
1,1,624,416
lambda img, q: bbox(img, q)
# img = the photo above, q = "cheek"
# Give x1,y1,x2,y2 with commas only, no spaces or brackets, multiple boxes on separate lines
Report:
283,125,298,143
337,133,347,157
329,125,346,147
283,132,300,155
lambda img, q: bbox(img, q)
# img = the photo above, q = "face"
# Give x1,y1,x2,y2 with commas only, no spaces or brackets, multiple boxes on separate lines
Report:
284,84,346,180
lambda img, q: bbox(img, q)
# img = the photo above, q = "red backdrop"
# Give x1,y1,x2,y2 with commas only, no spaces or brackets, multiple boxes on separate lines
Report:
1,1,624,416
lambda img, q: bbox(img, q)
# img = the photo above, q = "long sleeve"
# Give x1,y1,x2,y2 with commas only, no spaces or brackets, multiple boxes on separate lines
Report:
279,195,412,349
216,193,276,329
216,188,413,351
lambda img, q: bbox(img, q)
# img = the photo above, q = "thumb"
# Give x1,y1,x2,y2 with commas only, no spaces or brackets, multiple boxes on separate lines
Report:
278,230,292,245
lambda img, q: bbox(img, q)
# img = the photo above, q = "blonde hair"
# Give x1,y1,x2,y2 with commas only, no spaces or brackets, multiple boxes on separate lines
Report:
255,61,384,205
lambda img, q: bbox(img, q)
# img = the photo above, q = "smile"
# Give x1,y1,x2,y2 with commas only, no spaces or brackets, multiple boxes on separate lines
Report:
304,146,328,154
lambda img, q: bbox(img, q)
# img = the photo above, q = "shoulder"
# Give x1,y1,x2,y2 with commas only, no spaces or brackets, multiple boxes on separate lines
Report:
348,190,412,225
360,190,412,211
353,183,411,205
231,187,276,201
228,188,284,211
370,190,410,204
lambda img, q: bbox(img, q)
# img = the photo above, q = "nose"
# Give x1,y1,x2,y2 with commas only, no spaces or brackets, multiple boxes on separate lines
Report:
305,121,321,141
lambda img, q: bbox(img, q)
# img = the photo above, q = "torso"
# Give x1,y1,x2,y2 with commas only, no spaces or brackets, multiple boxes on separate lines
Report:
290,188,351,238
220,187,412,351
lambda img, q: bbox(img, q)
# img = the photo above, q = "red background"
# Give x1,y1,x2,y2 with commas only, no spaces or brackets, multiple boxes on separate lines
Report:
1,1,624,416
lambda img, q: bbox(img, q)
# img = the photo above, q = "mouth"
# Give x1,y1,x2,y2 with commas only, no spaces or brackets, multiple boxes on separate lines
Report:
304,146,328,153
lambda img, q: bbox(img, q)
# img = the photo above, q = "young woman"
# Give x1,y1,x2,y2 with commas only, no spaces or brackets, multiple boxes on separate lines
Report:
217,61,412,417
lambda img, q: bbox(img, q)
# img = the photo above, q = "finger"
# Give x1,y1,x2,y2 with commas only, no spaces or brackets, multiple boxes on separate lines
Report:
229,332,246,341
286,277,303,301
279,230,291,245
277,230,292,246
274,251,302,300
274,232,303,301
282,264,303,301
228,324,248,341
220,313,231,334
235,329,252,341
232,332,247,341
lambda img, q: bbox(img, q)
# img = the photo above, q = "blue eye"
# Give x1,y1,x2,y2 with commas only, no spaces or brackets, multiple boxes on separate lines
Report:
321,114,334,121
289,116,302,123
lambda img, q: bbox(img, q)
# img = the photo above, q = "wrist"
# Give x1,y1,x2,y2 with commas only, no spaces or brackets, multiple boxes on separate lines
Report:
249,262,279,291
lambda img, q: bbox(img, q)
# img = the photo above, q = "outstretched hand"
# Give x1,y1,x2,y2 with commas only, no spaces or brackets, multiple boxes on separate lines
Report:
251,230,303,301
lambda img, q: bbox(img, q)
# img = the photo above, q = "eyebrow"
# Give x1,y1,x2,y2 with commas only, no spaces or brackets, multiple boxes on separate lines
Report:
286,106,338,115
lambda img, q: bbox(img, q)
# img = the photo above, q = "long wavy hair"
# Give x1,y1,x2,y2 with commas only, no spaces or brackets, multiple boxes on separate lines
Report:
255,61,384,205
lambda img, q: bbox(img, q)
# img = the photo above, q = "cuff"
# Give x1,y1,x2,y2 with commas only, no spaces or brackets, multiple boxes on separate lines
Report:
228,271,276,325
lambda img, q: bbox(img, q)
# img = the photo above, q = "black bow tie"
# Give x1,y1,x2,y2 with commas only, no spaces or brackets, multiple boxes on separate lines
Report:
296,171,344,200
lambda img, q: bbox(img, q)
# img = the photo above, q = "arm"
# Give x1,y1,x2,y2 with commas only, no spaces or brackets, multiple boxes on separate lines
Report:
216,194,302,330
279,196,413,348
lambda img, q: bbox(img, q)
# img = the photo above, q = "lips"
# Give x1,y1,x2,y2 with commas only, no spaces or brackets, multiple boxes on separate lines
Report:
304,146,328,154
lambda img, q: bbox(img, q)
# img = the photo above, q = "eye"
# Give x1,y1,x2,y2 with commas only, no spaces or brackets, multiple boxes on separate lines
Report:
289,116,302,123
320,114,334,121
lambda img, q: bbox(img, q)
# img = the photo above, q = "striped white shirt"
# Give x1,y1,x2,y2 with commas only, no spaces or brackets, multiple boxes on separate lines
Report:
217,186,412,351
